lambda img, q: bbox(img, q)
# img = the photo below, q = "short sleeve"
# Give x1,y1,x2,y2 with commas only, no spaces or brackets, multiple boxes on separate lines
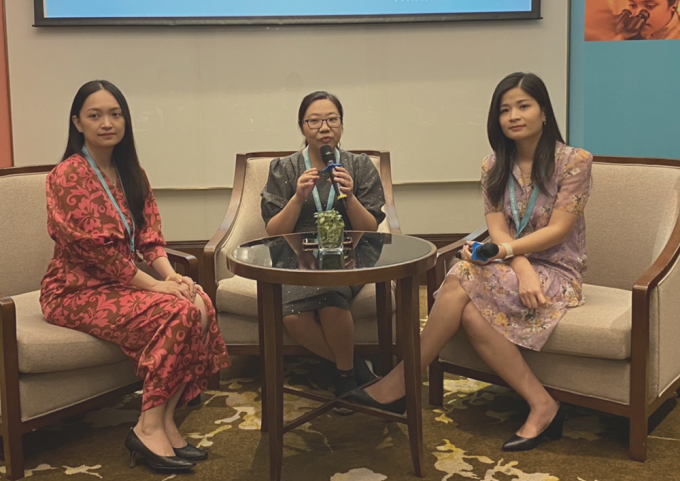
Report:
261,157,296,227
136,172,167,266
481,155,502,214
352,154,386,226
553,149,593,216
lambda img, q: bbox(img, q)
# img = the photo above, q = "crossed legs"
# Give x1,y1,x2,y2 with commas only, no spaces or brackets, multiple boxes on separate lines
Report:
363,275,558,437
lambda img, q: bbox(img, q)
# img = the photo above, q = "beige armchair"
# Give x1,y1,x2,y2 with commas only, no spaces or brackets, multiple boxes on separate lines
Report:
0,165,198,480
202,151,400,379
428,156,680,462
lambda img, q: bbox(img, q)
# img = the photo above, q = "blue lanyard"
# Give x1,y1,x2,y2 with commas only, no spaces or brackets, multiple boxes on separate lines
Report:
82,147,136,253
508,174,539,239
303,147,340,213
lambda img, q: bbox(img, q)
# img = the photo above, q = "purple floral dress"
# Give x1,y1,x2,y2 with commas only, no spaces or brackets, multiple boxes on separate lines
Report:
448,143,593,351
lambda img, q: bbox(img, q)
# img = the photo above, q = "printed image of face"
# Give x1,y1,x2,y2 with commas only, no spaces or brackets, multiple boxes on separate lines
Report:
628,0,676,37
301,99,343,154
72,89,125,151
499,87,546,145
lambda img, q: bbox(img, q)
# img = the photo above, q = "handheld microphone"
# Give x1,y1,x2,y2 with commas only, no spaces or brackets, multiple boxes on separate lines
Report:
470,242,499,263
320,145,347,209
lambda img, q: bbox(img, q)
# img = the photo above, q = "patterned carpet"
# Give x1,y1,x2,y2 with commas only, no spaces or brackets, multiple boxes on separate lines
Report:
2,292,680,481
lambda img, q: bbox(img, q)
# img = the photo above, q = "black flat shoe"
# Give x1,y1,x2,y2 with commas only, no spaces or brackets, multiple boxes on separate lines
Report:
502,403,565,452
344,387,406,415
354,355,379,386
174,443,208,461
125,429,195,472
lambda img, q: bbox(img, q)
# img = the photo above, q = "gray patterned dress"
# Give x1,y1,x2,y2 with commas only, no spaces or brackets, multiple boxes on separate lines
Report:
261,150,386,316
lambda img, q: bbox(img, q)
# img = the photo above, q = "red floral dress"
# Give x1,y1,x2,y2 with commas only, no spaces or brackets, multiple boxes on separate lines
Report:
40,154,229,411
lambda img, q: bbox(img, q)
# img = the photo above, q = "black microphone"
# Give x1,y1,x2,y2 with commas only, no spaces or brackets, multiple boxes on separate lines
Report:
471,242,499,262
320,145,347,209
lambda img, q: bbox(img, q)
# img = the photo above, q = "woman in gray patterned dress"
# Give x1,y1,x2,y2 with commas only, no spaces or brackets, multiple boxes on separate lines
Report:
348,73,592,452
261,91,386,403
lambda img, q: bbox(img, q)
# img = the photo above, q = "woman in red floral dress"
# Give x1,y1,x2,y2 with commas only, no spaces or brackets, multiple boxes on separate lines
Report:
40,80,229,472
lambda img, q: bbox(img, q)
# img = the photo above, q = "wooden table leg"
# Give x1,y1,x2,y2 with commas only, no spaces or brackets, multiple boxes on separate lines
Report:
259,281,284,481
375,281,393,376
257,284,268,433
397,275,424,478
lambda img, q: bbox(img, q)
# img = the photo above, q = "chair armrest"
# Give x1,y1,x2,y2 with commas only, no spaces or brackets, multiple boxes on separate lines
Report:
426,226,488,312
629,222,680,401
202,226,233,303
0,294,21,419
166,248,199,282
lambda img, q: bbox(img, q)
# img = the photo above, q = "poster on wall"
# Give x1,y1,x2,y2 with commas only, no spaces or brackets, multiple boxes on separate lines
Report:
585,0,680,40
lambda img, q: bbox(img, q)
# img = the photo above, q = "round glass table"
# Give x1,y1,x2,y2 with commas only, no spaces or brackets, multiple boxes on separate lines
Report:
227,231,437,481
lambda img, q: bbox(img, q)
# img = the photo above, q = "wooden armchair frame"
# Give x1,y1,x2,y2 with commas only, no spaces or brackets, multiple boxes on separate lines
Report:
426,156,680,462
0,165,198,480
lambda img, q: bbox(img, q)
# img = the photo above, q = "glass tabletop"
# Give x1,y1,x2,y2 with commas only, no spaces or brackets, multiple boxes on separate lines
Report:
230,232,434,272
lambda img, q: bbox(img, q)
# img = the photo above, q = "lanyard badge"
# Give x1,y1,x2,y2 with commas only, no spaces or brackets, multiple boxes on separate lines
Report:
82,147,136,253
508,174,539,239
303,147,341,213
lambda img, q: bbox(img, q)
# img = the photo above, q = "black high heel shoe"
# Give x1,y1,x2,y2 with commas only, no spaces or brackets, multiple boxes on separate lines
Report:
174,443,209,461
125,429,195,472
502,403,565,452
344,387,406,415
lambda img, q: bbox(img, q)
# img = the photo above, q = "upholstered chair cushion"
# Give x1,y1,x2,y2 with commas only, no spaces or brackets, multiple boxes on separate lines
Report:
440,337,631,404
12,291,128,374
540,284,632,360
15,361,139,421
216,277,395,320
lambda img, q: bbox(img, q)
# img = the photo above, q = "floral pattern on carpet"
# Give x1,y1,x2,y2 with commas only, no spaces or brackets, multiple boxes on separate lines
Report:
2,351,679,481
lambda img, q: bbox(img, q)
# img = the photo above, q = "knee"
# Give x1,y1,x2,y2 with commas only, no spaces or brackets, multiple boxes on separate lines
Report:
436,276,467,304
283,314,303,331
460,303,491,342
174,298,203,331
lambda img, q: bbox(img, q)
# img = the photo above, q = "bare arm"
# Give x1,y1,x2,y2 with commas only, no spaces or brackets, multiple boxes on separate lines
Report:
487,210,578,258
461,210,577,309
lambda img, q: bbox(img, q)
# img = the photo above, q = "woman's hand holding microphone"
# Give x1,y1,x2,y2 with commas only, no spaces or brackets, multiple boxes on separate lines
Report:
460,241,546,309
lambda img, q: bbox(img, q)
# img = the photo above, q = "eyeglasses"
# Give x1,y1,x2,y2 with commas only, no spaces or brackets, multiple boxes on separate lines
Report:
303,117,342,130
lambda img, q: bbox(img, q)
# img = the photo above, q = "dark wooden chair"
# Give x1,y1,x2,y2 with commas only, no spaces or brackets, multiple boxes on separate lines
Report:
0,165,198,480
427,156,680,462
202,151,401,372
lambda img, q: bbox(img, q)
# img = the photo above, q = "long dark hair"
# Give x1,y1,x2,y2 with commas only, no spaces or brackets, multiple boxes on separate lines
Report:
62,80,148,229
297,91,344,146
485,72,564,209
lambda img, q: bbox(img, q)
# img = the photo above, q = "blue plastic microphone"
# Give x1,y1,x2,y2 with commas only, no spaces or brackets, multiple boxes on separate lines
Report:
470,242,499,263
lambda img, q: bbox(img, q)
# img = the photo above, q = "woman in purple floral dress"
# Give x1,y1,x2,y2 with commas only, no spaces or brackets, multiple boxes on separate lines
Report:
348,72,592,452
